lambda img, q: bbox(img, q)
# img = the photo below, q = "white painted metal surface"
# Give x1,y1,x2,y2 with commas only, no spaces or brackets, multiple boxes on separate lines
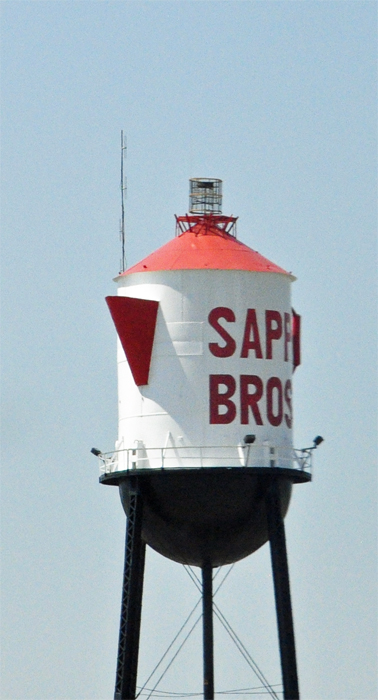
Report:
113,268,295,471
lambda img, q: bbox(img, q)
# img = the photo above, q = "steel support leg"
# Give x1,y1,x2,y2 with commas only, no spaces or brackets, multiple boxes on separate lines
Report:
266,480,300,700
202,561,214,700
114,481,146,700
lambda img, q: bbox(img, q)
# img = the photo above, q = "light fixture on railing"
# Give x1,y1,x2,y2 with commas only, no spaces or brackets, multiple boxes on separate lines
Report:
243,434,256,467
294,436,324,472
300,436,324,453
313,435,324,448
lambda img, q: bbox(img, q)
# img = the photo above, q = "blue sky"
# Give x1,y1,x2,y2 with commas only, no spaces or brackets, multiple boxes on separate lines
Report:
1,2,376,699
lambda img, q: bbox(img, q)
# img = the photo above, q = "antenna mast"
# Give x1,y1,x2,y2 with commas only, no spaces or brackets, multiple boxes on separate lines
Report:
119,131,127,273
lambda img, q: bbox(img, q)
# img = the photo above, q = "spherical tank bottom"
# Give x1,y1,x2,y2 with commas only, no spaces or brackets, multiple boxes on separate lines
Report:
114,467,305,567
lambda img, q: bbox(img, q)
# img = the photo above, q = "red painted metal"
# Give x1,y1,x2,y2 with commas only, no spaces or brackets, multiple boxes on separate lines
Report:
292,309,301,371
175,213,237,237
119,218,289,277
106,296,159,386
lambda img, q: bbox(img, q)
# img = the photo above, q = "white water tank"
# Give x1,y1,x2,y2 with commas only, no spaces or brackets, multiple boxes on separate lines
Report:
106,179,300,475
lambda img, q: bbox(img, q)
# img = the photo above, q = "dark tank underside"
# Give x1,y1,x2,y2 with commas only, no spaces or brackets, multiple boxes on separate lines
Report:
101,467,310,567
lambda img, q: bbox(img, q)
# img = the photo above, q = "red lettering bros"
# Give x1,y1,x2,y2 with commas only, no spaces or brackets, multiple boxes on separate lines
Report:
208,307,293,427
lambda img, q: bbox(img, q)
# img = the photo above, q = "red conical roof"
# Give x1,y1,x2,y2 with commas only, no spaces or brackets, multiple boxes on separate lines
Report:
118,219,290,277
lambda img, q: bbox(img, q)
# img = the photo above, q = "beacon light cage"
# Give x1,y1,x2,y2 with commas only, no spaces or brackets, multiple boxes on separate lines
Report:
189,178,223,214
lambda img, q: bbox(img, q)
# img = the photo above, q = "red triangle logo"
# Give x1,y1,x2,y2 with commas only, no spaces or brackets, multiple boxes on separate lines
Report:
106,296,159,386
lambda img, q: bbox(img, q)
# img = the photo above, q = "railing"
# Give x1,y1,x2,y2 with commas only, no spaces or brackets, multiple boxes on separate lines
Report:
292,448,314,472
96,444,313,476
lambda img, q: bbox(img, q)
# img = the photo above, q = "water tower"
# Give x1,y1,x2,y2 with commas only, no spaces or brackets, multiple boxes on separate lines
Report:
96,178,320,700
